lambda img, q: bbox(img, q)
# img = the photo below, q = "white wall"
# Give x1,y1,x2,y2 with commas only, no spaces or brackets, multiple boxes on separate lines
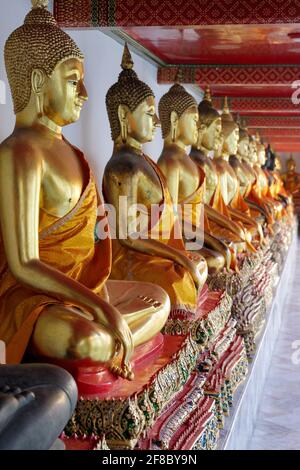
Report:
0,0,202,190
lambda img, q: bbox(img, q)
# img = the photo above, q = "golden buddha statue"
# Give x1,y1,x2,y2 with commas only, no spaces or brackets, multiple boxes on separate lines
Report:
241,135,274,226
271,154,293,210
255,134,283,220
189,88,252,268
103,45,207,319
283,154,300,194
213,98,261,246
0,1,170,380
237,123,256,197
230,118,252,198
230,120,266,232
156,82,232,272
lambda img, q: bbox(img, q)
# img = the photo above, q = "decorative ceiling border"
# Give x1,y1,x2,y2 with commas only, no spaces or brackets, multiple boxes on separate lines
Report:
244,116,300,128
213,97,300,114
54,0,300,27
158,66,300,86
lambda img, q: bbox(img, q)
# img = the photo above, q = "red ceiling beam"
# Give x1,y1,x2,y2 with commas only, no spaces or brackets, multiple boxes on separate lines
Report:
245,116,300,128
54,0,300,27
270,144,300,152
258,129,300,137
213,97,300,116
157,66,300,99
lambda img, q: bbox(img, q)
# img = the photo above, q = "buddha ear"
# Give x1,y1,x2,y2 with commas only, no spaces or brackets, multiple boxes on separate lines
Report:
31,69,46,95
170,111,179,142
118,104,130,143
198,123,206,133
196,123,206,149
118,104,130,125
31,69,46,118
170,111,179,127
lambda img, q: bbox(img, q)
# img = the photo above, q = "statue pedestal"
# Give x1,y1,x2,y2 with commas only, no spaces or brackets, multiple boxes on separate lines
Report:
49,333,165,396
217,221,297,450
61,288,234,450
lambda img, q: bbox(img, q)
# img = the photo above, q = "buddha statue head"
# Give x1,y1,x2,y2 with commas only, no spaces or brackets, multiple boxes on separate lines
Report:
248,135,258,164
237,118,250,159
158,74,198,148
214,132,225,158
196,86,222,152
274,155,282,172
256,132,266,166
287,154,296,172
4,0,87,127
106,44,159,147
221,97,239,156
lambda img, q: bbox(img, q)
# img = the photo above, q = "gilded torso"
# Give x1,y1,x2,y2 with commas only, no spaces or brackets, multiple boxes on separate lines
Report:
214,157,238,205
190,149,218,204
229,155,249,197
158,145,199,203
0,128,87,226
103,147,163,208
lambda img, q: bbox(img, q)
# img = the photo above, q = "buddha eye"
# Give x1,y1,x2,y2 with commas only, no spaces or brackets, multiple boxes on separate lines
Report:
69,80,78,87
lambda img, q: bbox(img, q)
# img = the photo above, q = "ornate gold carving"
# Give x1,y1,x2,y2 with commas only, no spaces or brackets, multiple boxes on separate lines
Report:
163,291,232,346
64,335,199,449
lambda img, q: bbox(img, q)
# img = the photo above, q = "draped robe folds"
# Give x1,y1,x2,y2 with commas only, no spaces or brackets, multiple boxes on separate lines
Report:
105,154,199,317
265,170,287,219
178,167,239,270
0,146,111,364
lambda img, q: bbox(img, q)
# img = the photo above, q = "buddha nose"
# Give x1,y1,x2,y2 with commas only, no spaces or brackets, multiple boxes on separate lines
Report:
79,81,88,101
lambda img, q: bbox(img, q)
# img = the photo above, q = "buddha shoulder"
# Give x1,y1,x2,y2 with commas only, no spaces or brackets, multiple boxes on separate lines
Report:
158,147,180,163
104,149,159,188
0,130,43,173
190,149,207,166
229,155,240,169
105,147,145,175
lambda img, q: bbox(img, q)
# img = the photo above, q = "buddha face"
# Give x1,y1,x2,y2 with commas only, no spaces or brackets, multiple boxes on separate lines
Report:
248,140,258,164
275,157,282,171
39,58,88,126
238,137,249,158
123,95,159,144
223,127,239,155
257,145,266,166
287,159,296,172
202,117,222,151
172,105,198,146
214,132,224,158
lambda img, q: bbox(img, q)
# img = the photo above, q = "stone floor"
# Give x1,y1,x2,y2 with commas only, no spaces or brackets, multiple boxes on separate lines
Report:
248,236,300,450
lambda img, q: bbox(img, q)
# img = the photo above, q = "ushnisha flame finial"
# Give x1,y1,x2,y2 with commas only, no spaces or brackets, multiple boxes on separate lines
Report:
204,85,212,102
241,117,248,128
121,43,134,71
31,0,49,8
222,96,230,115
174,68,184,84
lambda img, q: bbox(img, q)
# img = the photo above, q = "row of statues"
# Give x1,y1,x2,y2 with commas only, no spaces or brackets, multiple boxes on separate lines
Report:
0,1,293,386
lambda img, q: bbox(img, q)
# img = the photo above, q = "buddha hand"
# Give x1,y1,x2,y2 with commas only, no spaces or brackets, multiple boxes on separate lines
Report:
177,252,206,290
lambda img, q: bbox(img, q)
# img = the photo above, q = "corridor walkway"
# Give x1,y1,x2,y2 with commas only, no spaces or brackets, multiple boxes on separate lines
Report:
249,237,300,449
